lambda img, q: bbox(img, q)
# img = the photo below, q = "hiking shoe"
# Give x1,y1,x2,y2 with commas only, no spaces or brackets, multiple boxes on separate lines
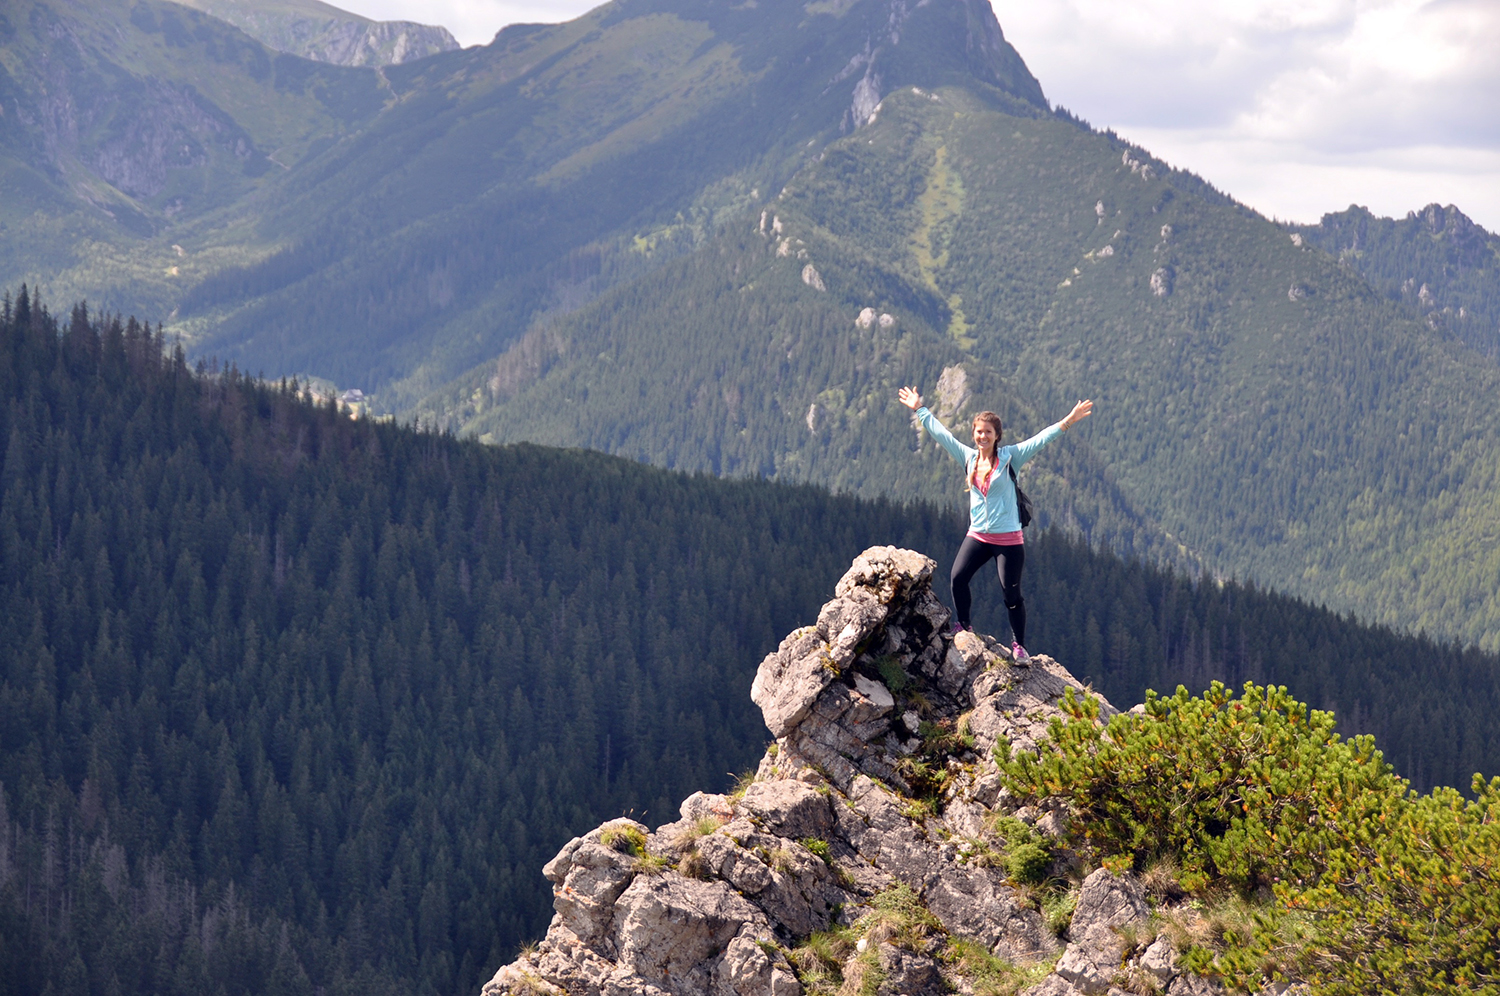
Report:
1011,641,1031,662
948,621,972,635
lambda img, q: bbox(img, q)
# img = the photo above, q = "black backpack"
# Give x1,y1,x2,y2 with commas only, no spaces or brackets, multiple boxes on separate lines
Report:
1008,464,1033,528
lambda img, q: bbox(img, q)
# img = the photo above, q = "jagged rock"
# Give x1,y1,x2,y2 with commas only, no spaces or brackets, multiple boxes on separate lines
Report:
1141,936,1177,982
1050,872,1154,996
877,941,945,996
1070,869,1150,936
610,876,765,989
679,791,735,824
740,781,835,840
715,934,803,996
482,546,1248,996
1169,974,1221,996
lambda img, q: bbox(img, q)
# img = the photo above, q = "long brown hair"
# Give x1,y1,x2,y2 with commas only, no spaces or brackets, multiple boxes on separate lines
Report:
967,411,1003,490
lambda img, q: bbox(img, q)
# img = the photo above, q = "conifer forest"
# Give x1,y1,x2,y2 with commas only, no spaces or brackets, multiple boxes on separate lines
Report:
2,291,1497,995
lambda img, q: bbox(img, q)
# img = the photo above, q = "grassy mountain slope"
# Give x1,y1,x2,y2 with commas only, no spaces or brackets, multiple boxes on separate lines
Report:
0,0,384,318
435,84,1500,649
1291,203,1500,361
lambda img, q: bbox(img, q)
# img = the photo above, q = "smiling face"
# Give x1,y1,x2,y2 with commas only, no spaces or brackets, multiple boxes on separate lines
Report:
972,418,997,457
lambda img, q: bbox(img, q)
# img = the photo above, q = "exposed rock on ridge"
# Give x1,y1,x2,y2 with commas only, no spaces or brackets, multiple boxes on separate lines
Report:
172,0,460,66
482,547,1219,996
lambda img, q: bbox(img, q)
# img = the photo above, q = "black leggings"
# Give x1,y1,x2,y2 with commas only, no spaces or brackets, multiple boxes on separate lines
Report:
950,536,1026,645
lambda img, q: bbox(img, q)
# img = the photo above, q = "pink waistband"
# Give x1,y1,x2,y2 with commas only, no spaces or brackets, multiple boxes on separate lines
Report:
968,530,1024,546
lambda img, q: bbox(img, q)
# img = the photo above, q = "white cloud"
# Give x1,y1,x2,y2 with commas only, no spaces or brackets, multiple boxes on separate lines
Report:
989,0,1500,228
334,0,597,46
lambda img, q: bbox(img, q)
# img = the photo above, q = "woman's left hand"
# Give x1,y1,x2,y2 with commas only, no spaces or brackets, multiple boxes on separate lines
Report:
1061,399,1094,429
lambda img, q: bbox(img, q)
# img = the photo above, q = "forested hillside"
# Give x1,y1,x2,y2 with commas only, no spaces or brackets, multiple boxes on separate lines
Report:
0,0,388,318
3,289,1499,996
1291,203,1500,360
436,83,1500,651
9,0,1500,649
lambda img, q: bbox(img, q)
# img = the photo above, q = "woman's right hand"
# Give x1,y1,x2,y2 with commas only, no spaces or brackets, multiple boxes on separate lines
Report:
898,386,924,410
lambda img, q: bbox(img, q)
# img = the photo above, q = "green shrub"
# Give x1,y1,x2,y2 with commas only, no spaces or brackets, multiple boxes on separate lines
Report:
994,680,1500,995
1005,842,1052,886
1291,775,1500,995
995,681,1405,893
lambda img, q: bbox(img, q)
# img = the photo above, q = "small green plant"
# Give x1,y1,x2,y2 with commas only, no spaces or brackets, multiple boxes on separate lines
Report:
944,937,1054,996
788,928,856,996
1005,842,1051,885
988,815,1056,886
634,851,672,875
801,837,832,863
769,847,798,873
856,883,943,951
728,768,759,802
673,813,725,852
917,718,972,755
1040,889,1078,937
599,823,647,856
874,655,911,694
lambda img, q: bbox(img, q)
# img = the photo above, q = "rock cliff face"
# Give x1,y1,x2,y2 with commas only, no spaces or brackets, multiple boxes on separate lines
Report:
482,548,1235,996
173,0,460,67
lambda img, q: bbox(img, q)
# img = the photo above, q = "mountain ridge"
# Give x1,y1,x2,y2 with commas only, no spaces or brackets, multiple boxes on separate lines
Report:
168,0,461,67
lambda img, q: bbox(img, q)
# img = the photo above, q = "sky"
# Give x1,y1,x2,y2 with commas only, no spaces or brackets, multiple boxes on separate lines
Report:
338,0,1500,231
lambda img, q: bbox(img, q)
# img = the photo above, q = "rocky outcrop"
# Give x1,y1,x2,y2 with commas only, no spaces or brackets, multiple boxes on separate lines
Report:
173,0,460,67
481,547,1222,996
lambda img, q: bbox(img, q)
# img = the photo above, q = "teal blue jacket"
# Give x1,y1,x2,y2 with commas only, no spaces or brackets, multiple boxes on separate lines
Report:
916,407,1063,534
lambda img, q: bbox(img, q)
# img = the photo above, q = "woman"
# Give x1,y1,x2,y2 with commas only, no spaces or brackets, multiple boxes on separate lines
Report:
898,386,1093,660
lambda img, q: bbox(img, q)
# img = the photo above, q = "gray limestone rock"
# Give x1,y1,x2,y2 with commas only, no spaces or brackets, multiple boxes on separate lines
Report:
1070,869,1150,936
481,546,1178,996
876,942,946,996
923,863,1056,961
740,780,835,840
1141,936,1177,982
713,933,803,996
752,626,838,738
610,875,765,993
1055,942,1112,994
1023,975,1085,996
1168,974,1222,996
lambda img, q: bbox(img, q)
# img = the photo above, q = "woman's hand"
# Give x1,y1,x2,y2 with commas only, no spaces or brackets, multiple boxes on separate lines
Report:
898,386,924,410
1061,399,1094,429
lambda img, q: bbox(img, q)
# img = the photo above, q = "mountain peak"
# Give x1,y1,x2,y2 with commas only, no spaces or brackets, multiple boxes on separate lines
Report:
479,546,1214,996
